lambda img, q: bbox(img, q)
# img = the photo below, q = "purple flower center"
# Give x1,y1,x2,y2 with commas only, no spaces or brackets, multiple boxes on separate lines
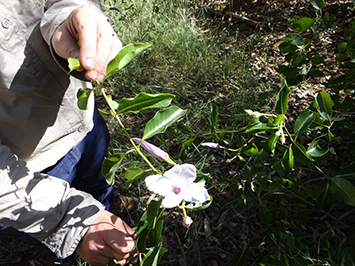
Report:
171,186,181,195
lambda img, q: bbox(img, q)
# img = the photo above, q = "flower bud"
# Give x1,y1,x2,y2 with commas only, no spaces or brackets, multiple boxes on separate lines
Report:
183,216,193,227
133,138,169,160
201,142,220,149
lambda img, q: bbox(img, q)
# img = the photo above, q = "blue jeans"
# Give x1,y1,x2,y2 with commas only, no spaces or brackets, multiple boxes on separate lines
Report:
0,107,114,258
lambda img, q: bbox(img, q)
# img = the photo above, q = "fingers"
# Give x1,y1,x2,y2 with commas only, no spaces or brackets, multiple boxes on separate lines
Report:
73,6,121,82
76,210,137,265
52,6,122,83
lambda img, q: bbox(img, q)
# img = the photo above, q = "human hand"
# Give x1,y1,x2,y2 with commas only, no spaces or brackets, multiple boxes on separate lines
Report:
52,5,122,83
76,210,137,265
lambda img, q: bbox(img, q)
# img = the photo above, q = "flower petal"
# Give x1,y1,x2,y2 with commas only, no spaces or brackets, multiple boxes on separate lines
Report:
162,193,183,208
145,174,173,196
182,183,210,204
164,164,196,183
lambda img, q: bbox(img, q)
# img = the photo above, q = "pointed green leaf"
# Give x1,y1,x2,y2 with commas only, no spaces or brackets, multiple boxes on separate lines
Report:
141,243,167,266
262,134,279,153
122,168,144,189
68,58,81,73
283,33,305,46
106,95,119,111
208,103,218,127
146,218,164,249
283,147,294,170
147,197,163,229
279,42,298,53
176,122,192,134
311,0,325,10
292,17,315,32
273,114,285,126
117,92,174,114
336,54,348,62
311,56,324,65
77,88,93,110
330,177,355,206
101,153,125,185
290,52,303,67
259,206,273,226
307,134,329,157
292,141,314,163
275,77,292,114
143,106,186,140
105,43,151,80
294,111,315,137
233,242,248,266
315,184,333,212
315,91,334,121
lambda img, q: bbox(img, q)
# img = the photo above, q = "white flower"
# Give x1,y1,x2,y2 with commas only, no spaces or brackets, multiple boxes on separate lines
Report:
145,164,210,208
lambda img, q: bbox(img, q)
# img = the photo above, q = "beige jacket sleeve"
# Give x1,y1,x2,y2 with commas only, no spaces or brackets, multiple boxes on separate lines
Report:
0,0,108,260
0,141,106,258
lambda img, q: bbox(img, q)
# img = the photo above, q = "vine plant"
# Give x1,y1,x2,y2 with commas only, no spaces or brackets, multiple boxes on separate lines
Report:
68,44,212,266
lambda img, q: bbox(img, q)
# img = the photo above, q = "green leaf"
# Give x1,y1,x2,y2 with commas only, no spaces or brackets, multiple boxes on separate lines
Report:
293,111,315,137
259,206,273,226
244,123,276,134
267,178,283,195
292,18,315,33
117,92,174,114
315,184,333,212
279,42,298,53
275,77,292,115
176,122,192,134
146,197,163,230
105,43,151,80
311,56,324,65
290,52,303,67
307,134,329,157
273,114,285,126
122,168,144,189
336,54,349,62
292,141,314,163
143,106,186,140
315,91,334,121
330,177,355,206
141,243,167,266
311,0,325,10
283,33,305,46
101,153,125,185
283,147,294,170
338,42,348,50
106,95,119,111
262,134,279,153
244,143,259,160
76,88,93,110
208,103,218,127
68,58,82,72
146,218,164,249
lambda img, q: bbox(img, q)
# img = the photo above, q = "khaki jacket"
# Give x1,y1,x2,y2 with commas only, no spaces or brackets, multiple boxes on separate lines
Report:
0,0,108,259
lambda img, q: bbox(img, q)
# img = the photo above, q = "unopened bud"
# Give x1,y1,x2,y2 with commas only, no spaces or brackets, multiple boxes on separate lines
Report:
183,216,193,227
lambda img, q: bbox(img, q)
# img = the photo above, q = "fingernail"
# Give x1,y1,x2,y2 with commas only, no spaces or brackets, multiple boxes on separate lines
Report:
98,74,105,82
86,58,93,69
